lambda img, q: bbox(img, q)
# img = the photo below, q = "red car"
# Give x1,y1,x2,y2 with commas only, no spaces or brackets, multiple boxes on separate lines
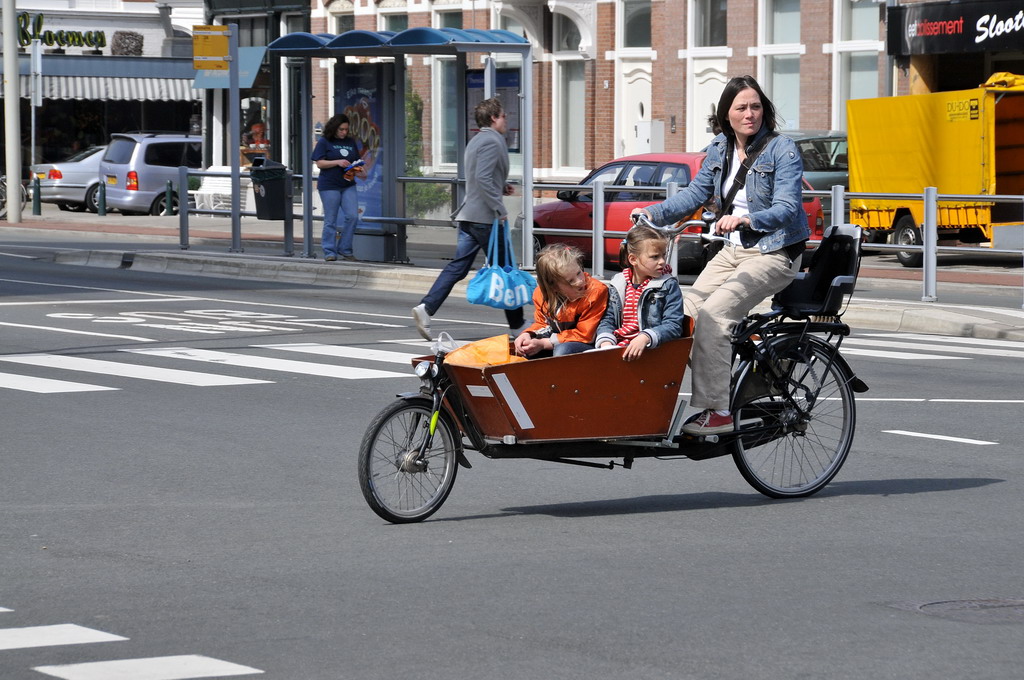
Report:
531,152,824,272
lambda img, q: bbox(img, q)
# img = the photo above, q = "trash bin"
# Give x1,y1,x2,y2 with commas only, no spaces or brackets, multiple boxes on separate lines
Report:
249,158,288,220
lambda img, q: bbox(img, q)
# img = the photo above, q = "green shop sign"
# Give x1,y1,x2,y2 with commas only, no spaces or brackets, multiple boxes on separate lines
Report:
17,12,107,49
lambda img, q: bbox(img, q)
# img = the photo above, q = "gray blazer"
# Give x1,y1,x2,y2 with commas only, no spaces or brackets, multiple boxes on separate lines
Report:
454,127,509,224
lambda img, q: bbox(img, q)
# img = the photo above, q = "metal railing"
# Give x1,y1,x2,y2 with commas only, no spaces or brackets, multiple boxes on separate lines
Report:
822,185,1024,308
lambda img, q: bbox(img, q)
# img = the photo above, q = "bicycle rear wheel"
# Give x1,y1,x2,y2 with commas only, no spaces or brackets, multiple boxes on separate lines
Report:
358,399,460,523
731,338,855,498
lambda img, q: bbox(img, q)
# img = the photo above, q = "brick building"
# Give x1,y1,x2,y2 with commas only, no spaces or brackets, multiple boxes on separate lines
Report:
239,0,1023,186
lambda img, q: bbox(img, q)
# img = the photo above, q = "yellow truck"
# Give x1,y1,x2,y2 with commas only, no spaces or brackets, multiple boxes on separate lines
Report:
847,72,1024,266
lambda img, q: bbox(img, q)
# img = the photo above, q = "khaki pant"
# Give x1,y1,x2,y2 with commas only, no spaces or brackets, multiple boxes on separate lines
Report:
684,245,796,410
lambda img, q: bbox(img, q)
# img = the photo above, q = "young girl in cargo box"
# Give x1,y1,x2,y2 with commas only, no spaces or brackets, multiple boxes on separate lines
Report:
513,245,608,358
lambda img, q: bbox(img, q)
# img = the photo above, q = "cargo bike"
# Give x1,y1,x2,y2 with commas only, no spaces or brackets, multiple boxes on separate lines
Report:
359,221,869,523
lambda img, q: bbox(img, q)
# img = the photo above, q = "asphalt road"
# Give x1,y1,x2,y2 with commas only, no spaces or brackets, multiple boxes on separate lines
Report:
1,257,1022,679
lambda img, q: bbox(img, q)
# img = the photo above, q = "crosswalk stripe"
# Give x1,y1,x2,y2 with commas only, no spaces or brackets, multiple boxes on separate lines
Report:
33,654,263,680
0,355,271,387
845,337,1024,359
0,371,118,393
122,347,408,380
0,624,127,651
256,342,421,364
862,332,1024,350
840,348,969,360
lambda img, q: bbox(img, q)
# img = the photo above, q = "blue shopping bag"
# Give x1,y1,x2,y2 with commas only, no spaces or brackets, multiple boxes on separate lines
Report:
466,219,536,310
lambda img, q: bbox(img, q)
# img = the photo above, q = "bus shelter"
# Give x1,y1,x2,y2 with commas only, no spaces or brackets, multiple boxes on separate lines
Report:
267,28,533,263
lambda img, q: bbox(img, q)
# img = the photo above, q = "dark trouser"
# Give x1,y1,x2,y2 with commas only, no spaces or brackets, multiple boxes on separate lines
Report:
420,221,524,329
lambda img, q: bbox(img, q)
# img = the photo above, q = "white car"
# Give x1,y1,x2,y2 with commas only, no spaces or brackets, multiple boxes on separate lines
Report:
30,145,106,213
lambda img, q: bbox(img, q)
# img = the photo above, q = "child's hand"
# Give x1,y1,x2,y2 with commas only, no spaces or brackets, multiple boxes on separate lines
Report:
598,341,613,349
621,334,650,361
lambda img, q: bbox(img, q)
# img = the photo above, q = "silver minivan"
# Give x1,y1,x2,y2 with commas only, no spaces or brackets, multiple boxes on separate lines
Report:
99,133,202,215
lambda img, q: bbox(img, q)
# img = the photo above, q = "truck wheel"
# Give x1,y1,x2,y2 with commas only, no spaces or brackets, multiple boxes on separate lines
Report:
894,216,923,267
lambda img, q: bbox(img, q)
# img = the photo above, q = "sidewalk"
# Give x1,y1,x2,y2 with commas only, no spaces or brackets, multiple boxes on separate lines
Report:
4,206,1024,341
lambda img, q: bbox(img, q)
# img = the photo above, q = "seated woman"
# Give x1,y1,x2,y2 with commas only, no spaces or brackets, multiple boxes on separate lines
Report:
513,245,608,359
595,224,685,361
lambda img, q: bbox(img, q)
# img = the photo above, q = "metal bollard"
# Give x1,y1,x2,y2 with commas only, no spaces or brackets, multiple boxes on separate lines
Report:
32,176,41,215
162,180,174,216
97,182,106,216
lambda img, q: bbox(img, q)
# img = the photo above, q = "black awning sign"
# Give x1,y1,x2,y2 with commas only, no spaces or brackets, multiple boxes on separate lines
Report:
888,0,1024,56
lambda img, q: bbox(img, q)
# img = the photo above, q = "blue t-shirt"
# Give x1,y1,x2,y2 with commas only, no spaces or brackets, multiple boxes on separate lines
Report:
312,135,362,191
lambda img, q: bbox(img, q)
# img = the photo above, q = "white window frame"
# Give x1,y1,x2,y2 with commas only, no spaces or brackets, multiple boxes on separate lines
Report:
827,0,885,130
551,50,587,175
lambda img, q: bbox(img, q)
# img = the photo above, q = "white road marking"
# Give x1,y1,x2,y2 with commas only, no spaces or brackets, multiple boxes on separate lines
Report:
0,624,127,651
0,355,270,386
845,337,1024,359
123,347,408,379
0,322,153,342
929,399,1024,403
0,298,197,307
33,655,263,680
0,371,118,393
0,606,12,612
883,430,998,445
840,348,967,360
863,332,1024,349
256,343,420,364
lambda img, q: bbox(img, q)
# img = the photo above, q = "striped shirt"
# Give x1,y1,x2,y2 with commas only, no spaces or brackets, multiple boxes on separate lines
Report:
614,269,651,346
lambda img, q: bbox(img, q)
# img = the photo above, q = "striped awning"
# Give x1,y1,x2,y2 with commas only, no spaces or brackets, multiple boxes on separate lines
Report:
1,75,201,101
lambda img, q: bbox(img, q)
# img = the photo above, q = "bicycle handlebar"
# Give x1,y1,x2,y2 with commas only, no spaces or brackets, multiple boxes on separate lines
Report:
630,211,734,244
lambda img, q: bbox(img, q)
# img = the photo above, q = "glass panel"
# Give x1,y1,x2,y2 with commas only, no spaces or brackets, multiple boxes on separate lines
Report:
438,60,458,165
500,15,526,39
844,51,879,101
384,14,408,33
768,0,800,43
614,163,658,201
767,55,800,129
438,11,462,29
335,14,355,34
657,164,692,187
694,0,727,47
623,0,652,48
559,60,586,167
555,14,581,52
144,144,185,168
845,0,879,41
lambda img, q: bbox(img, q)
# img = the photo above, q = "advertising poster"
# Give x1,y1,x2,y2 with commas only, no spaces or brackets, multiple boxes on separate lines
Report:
466,69,521,152
337,65,384,219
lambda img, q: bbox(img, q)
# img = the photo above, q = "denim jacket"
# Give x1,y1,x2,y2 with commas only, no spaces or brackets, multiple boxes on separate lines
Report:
645,127,809,253
595,273,684,349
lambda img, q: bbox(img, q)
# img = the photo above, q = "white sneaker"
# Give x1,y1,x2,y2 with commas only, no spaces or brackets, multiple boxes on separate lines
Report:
412,304,432,341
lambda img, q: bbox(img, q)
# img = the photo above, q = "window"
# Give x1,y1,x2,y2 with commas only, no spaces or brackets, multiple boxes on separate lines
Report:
437,11,462,29
436,59,459,165
694,0,727,47
500,15,526,39
382,14,408,33
145,143,186,168
577,163,625,202
622,0,651,48
767,0,800,43
554,13,581,52
558,60,586,168
767,55,800,128
222,17,268,47
614,163,658,201
657,164,692,188
833,0,883,128
335,13,355,34
844,0,879,41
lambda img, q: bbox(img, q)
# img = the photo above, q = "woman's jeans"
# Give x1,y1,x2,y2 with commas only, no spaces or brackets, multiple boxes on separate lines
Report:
420,221,524,330
319,185,358,258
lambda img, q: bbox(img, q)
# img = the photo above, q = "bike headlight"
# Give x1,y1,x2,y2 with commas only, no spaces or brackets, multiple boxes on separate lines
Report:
414,360,432,379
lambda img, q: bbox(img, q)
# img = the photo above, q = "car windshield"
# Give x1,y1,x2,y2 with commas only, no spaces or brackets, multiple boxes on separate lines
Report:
796,138,847,172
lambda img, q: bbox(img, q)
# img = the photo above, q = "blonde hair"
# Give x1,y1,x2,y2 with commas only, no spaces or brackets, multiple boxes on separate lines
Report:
619,224,667,271
535,244,585,315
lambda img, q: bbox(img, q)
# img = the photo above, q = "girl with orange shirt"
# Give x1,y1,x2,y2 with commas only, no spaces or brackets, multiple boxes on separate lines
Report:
513,245,608,358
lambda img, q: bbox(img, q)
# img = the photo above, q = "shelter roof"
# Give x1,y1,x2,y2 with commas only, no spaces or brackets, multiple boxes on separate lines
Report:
267,27,529,57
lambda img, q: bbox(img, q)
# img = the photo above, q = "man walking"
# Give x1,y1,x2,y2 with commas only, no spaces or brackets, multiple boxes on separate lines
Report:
412,97,525,340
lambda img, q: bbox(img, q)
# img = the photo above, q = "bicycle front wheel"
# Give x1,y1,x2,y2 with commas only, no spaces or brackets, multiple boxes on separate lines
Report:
731,338,855,498
358,399,460,523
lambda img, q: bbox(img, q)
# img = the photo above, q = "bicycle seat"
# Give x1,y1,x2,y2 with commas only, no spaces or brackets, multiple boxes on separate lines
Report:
772,224,862,318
